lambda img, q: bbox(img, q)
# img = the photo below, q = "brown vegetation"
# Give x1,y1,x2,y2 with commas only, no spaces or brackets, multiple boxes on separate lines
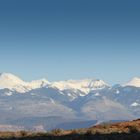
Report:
0,119,140,139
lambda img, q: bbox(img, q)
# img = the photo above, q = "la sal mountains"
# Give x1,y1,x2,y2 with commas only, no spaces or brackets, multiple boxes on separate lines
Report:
0,73,140,131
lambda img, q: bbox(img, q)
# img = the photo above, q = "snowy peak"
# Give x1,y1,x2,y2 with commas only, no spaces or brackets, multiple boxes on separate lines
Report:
125,77,140,87
0,73,50,92
88,79,108,89
13,79,50,93
0,73,24,89
29,79,50,89
51,79,109,94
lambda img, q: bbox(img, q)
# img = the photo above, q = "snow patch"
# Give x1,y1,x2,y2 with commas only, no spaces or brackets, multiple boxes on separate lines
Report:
50,98,55,104
5,92,13,96
116,90,120,94
94,93,100,96
130,102,140,107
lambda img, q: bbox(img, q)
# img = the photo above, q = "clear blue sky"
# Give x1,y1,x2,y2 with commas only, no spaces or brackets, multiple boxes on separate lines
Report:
0,0,140,84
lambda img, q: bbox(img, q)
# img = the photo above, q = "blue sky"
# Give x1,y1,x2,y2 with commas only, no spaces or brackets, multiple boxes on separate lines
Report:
0,0,140,84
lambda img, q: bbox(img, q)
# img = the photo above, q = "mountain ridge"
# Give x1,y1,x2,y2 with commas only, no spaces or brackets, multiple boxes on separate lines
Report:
0,73,109,94
0,73,140,131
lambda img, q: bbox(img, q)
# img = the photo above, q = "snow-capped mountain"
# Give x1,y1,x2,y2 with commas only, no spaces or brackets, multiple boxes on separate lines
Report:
124,77,140,87
0,73,50,93
0,73,109,95
0,73,24,89
51,79,109,94
0,73,140,131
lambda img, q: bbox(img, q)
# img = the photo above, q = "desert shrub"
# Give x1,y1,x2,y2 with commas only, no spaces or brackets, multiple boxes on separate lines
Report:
128,126,139,133
50,129,63,136
19,131,28,137
85,129,93,135
71,129,78,134
34,132,49,137
101,122,111,129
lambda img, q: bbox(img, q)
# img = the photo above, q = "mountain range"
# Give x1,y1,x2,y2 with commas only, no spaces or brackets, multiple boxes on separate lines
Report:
0,73,140,131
